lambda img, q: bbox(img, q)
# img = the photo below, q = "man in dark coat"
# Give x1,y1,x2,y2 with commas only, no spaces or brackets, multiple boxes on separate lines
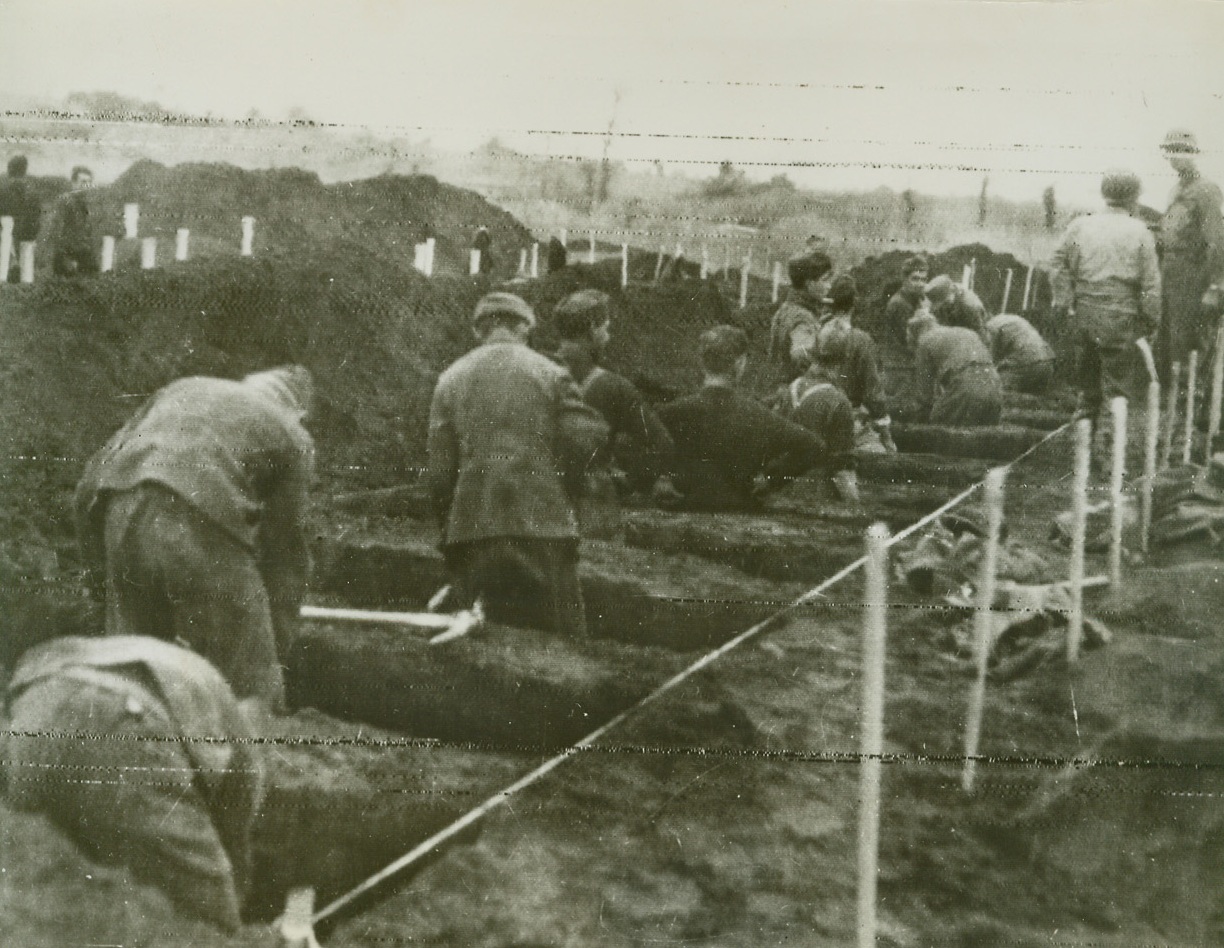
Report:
821,274,895,453
50,165,99,277
885,255,929,345
73,367,316,710
4,635,264,931
767,250,835,385
660,325,825,511
426,292,608,636
985,312,1056,395
0,155,42,281
908,313,1003,426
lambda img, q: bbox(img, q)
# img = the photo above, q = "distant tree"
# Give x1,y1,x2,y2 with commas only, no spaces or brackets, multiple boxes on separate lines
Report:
703,161,747,198
978,176,990,227
766,173,796,191
65,90,173,122
1043,185,1058,231
901,188,917,233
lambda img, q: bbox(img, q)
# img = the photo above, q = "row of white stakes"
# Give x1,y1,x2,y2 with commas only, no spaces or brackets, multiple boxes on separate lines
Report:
0,210,256,281
855,340,1224,945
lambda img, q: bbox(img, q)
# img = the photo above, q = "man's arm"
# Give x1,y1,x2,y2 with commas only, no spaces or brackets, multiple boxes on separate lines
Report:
1050,223,1078,313
259,433,315,655
753,404,825,490
1136,230,1162,337
1197,181,1224,285
555,373,610,495
912,342,937,421
424,383,459,531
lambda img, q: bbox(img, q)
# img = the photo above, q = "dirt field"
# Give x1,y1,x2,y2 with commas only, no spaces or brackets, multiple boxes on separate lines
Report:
2,163,1222,947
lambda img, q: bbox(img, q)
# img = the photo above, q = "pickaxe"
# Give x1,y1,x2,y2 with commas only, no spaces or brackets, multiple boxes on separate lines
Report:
299,597,484,644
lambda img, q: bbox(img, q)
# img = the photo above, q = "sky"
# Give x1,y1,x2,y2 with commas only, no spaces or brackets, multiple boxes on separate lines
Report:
1,0,1221,204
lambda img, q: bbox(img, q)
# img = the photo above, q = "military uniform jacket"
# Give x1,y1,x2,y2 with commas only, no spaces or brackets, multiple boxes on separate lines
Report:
1163,173,1224,275
427,338,609,545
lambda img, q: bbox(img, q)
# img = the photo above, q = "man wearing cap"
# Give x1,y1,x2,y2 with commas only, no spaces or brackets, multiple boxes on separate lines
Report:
907,313,1003,426
1051,170,1160,444
925,275,989,341
767,250,834,383
4,634,264,931
885,255,930,345
659,325,825,511
552,289,680,515
984,311,1056,395
820,274,895,453
1158,129,1224,385
73,366,316,711
426,292,608,636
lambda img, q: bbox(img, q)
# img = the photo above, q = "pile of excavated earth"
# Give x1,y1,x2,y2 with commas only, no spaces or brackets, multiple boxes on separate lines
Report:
3,163,1223,947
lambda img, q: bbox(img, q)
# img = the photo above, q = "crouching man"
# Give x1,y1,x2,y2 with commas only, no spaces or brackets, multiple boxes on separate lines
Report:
427,293,608,636
908,313,1003,426
74,367,316,712
4,635,264,932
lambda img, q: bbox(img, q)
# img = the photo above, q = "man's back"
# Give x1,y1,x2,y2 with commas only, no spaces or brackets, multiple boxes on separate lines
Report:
78,377,313,550
985,313,1054,364
428,340,607,543
0,177,41,242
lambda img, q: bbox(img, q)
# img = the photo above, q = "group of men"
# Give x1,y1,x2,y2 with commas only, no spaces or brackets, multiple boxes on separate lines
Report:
0,156,100,277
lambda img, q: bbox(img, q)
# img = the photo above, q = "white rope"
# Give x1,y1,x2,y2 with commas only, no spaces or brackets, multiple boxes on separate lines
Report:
313,420,1073,925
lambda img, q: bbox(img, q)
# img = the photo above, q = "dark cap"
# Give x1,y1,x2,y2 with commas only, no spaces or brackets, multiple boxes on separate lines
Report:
554,289,611,340
787,251,834,288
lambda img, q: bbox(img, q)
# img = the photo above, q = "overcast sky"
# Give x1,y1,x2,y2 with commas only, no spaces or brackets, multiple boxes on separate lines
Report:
1,0,1221,204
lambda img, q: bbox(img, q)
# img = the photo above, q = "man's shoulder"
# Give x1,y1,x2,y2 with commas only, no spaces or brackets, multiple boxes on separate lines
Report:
1182,176,1224,208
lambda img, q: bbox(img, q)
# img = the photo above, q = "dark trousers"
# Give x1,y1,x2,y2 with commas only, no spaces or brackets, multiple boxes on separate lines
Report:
444,537,587,637
1075,333,1140,423
931,364,1003,426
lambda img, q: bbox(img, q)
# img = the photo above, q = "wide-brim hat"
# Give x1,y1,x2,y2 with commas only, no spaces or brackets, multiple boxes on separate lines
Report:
1161,128,1200,154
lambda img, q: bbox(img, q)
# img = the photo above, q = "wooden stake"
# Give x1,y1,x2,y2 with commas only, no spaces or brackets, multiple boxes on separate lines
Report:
530,242,538,279
123,203,139,240
1021,264,1035,311
469,249,481,276
621,243,629,288
1161,361,1181,469
858,522,889,948
739,250,751,309
1000,268,1013,314
771,261,783,304
175,228,189,262
1108,397,1127,587
963,467,1006,793
961,263,972,291
518,247,528,277
588,233,596,265
1207,323,1224,462
241,216,255,257
1140,380,1161,553
560,228,568,248
969,257,977,292
700,245,710,280
1182,350,1198,466
0,215,13,282
140,237,156,270
18,241,34,283
653,245,665,283
1067,418,1091,663
101,236,116,273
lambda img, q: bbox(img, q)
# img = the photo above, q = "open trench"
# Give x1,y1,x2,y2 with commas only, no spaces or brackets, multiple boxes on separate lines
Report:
246,415,1076,926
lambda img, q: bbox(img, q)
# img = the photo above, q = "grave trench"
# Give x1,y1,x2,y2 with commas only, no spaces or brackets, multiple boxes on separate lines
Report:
254,423,1067,926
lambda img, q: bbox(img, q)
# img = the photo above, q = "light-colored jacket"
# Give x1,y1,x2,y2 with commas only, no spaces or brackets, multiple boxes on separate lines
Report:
426,337,608,545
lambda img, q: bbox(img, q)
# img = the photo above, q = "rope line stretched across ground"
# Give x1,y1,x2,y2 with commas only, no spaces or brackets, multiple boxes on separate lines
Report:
312,420,1074,926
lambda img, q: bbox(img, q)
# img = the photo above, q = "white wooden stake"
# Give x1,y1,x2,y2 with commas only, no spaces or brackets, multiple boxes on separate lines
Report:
653,245,665,283
1067,418,1092,663
560,228,568,248
1141,380,1160,553
721,246,730,280
101,235,116,273
588,233,596,265
518,248,528,277
771,261,783,304
969,257,977,292
700,245,710,280
858,522,889,948
1182,350,1198,466
241,216,255,257
469,249,481,276
123,203,139,240
1207,324,1224,462
175,228,189,261
0,216,13,282
739,251,751,309
18,241,34,283
1021,264,1035,311
140,236,156,270
963,467,1006,793
1000,268,1013,314
1108,397,1127,588
530,242,539,279
620,243,629,288
1161,361,1181,470
961,264,972,291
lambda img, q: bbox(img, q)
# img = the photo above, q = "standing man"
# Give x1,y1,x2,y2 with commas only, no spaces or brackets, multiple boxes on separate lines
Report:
73,367,316,710
660,325,825,511
0,155,42,280
767,250,835,384
426,292,608,636
50,165,98,277
1051,170,1161,444
5,635,264,932
1157,129,1224,386
473,226,494,275
885,255,930,345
